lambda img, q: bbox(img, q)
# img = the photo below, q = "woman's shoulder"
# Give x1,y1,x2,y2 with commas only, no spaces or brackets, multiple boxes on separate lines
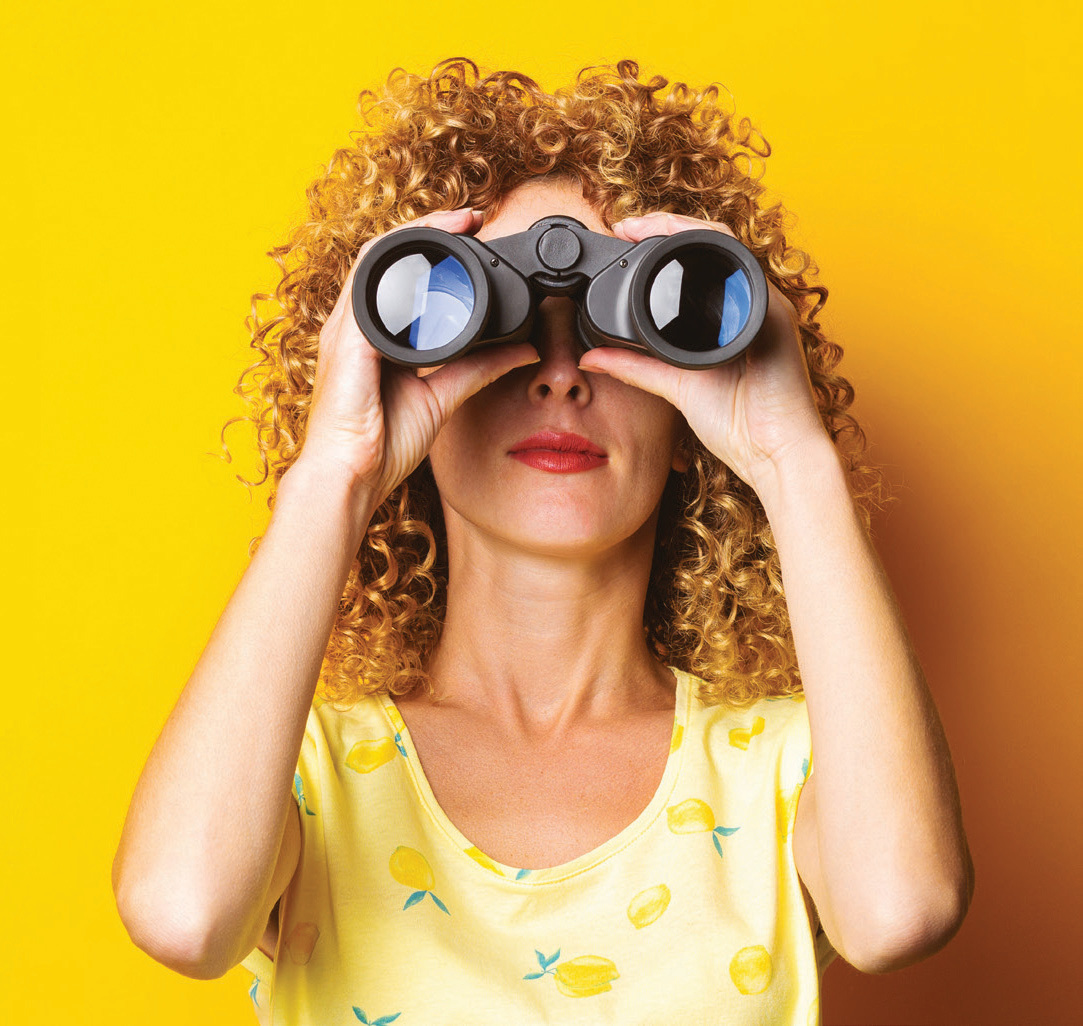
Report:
300,690,403,757
674,667,807,721
672,667,811,760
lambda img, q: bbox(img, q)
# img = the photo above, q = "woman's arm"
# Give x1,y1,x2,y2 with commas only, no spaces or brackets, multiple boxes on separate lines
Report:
579,211,973,974
112,206,539,981
759,438,974,973
112,459,374,979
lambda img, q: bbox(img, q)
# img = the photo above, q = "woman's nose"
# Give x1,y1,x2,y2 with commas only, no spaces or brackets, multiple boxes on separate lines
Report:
526,299,592,405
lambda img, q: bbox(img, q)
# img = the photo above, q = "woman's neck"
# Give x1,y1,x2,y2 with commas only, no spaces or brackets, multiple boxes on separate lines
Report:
422,512,675,738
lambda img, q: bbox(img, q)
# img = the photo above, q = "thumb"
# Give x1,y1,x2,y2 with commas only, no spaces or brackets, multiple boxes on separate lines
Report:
577,346,686,406
422,342,540,420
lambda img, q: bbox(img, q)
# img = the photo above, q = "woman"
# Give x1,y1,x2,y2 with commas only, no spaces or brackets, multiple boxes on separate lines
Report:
112,58,973,1024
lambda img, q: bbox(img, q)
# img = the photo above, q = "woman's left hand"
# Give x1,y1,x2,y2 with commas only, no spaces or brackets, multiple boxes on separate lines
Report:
577,212,833,493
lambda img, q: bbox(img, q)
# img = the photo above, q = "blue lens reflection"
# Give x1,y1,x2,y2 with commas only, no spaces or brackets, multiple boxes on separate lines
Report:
375,248,475,351
648,252,752,350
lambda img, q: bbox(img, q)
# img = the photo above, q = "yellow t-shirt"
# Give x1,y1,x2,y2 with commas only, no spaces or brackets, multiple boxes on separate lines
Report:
242,668,835,1024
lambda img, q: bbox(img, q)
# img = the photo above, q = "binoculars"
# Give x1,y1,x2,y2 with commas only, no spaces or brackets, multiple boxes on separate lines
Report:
351,214,769,370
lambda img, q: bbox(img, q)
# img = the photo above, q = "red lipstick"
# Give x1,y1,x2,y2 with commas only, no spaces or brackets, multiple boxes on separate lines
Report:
508,431,608,474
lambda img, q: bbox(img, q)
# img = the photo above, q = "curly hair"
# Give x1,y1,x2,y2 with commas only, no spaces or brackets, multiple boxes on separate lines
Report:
219,56,893,709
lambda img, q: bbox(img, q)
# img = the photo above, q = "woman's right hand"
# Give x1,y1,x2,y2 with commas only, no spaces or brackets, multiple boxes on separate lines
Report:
291,206,539,512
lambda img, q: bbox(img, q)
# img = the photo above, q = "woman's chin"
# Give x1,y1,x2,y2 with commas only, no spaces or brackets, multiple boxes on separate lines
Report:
459,507,659,564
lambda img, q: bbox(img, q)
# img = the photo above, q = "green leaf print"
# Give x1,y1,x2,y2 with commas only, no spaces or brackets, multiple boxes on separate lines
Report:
293,772,316,816
524,951,620,997
539,949,560,968
712,825,740,858
352,1008,401,1024
524,948,561,979
389,846,451,915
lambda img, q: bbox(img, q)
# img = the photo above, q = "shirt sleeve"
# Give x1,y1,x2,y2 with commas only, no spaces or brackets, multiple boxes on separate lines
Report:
237,702,324,1010
779,696,839,973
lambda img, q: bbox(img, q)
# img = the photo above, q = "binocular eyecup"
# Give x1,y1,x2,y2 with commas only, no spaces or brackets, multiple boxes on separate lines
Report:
351,215,769,370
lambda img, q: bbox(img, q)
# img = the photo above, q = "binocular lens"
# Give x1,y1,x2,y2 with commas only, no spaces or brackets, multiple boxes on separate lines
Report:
646,248,753,353
372,245,476,352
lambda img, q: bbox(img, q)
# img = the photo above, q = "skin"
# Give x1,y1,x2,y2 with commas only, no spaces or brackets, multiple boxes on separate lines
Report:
347,178,971,969
388,179,698,876
128,176,968,974
120,174,973,985
419,177,691,730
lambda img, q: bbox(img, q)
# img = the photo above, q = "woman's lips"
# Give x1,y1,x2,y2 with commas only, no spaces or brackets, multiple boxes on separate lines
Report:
508,431,608,474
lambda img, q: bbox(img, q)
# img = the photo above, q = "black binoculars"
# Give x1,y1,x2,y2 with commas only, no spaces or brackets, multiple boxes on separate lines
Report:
351,214,768,370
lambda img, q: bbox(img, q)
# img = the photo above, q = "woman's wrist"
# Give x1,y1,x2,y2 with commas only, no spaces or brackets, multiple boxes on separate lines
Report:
277,456,379,552
749,435,847,521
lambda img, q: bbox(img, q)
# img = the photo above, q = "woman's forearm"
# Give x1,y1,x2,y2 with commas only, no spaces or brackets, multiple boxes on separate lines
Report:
753,439,973,971
112,458,373,977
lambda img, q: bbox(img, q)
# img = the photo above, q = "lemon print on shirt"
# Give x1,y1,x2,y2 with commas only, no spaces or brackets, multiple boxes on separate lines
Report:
729,944,772,994
462,846,532,880
777,760,810,844
627,884,671,928
729,715,765,750
524,949,619,997
389,846,450,914
777,784,803,844
346,737,400,774
464,846,504,875
666,797,739,858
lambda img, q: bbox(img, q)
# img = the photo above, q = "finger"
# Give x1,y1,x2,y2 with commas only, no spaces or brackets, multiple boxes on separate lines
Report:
340,208,482,304
613,211,738,242
324,207,485,346
422,342,541,420
358,207,483,268
576,346,688,407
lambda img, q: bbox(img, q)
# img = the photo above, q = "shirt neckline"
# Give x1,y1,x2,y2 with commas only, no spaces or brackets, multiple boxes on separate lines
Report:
376,666,693,886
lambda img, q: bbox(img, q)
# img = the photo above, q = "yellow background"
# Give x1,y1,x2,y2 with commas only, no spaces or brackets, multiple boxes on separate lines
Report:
6,1,1080,1023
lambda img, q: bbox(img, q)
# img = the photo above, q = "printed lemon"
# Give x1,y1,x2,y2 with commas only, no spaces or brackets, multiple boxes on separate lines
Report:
729,944,772,995
385,704,407,734
464,846,502,875
729,716,765,750
285,921,319,964
666,797,715,833
776,784,802,844
389,846,434,891
627,884,671,928
670,722,684,753
553,955,620,997
346,737,398,774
